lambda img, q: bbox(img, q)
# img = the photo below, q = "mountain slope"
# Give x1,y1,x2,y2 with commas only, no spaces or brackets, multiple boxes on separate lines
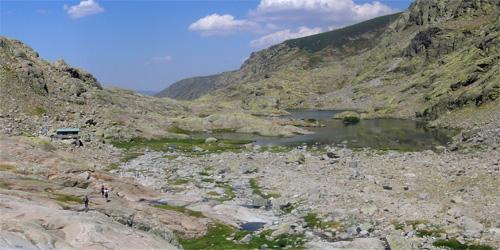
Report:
0,36,311,139
156,0,500,126
155,13,401,101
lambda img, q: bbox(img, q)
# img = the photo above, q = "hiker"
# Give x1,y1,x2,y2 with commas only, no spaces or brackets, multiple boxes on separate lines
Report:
83,195,89,212
104,188,109,202
101,185,105,197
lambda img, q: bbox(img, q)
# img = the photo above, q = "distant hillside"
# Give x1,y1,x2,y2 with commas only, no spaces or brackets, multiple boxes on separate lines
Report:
0,36,311,139
136,90,158,96
284,12,402,53
156,13,400,101
0,36,189,139
155,74,224,100
157,0,500,126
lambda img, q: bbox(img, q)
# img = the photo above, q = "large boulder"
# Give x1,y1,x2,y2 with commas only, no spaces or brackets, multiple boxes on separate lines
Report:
333,111,360,119
271,196,290,210
386,231,411,250
286,154,305,164
271,223,291,237
205,137,217,143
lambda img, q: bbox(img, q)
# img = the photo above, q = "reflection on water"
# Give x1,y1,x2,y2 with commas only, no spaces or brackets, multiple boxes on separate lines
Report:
189,110,455,150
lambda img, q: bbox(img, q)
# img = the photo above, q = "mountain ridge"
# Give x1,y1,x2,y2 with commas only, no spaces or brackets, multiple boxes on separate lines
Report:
155,12,401,101
156,0,500,126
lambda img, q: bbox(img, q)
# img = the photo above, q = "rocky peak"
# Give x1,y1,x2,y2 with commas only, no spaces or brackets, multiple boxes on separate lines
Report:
394,0,500,31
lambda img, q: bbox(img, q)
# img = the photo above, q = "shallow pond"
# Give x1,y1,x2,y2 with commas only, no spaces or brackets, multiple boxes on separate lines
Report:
190,110,455,151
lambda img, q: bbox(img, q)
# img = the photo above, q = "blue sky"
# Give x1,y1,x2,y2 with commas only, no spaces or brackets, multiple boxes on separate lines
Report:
1,0,413,93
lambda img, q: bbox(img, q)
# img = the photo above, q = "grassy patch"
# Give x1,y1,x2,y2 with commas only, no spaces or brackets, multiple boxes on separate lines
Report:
303,213,342,231
169,178,189,185
34,107,47,115
121,152,144,162
0,164,17,172
0,182,10,189
103,164,119,172
167,125,190,134
202,178,215,183
433,239,493,250
211,185,236,202
405,220,429,227
249,178,281,199
21,177,50,183
179,223,305,250
153,204,205,218
417,229,445,237
57,202,71,210
342,116,360,124
52,194,84,204
111,137,253,155
303,213,322,228
283,205,295,213
198,171,210,176
32,138,56,151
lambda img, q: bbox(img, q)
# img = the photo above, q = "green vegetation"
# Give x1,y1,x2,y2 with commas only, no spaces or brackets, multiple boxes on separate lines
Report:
153,204,205,218
283,205,295,213
169,178,189,185
303,213,321,228
34,106,47,115
211,183,236,202
285,12,401,53
179,223,305,250
417,229,445,237
103,164,119,172
391,220,447,237
111,137,253,157
303,213,342,231
51,194,84,204
167,125,190,134
57,202,71,210
433,239,493,250
198,171,210,176
342,116,360,124
121,152,144,162
0,182,9,189
0,164,17,172
32,137,56,151
201,178,215,183
249,178,281,199
21,177,50,183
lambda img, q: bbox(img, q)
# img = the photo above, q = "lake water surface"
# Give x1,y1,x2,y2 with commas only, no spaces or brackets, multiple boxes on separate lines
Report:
191,110,454,151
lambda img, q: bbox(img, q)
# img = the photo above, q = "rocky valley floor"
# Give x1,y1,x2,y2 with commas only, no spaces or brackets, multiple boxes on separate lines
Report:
1,133,500,249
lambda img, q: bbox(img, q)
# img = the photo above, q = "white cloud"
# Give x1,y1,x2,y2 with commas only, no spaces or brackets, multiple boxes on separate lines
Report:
189,14,260,36
148,56,173,65
64,0,104,19
249,26,323,48
249,0,396,26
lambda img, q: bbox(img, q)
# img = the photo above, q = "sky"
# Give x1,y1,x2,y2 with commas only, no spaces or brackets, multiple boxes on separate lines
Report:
0,0,414,93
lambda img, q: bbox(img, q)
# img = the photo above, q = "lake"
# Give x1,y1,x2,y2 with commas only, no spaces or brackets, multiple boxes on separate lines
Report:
190,110,455,151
